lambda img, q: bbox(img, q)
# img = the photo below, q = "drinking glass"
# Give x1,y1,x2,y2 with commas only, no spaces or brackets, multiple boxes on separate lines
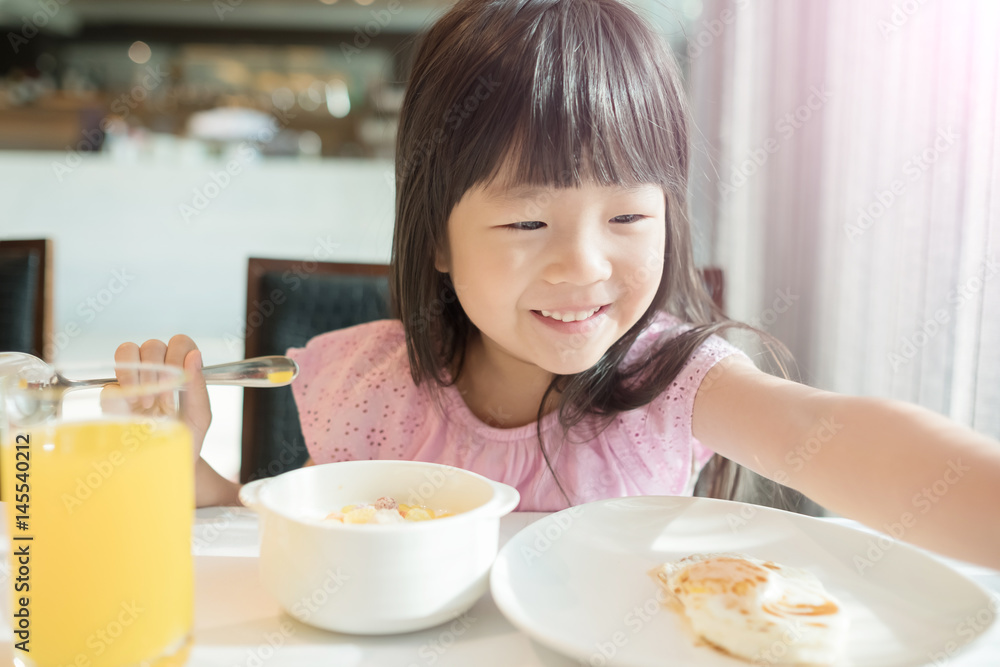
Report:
0,358,194,667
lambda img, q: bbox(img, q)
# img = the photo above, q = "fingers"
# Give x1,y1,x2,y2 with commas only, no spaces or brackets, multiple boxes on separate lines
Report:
164,336,212,459
181,348,212,459
99,383,130,416
139,339,168,410
163,334,198,369
114,342,141,388
112,335,200,413
161,335,199,417
111,335,212,463
112,342,142,412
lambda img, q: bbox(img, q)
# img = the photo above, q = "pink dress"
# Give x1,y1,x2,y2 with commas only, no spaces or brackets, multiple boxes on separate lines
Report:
287,314,747,511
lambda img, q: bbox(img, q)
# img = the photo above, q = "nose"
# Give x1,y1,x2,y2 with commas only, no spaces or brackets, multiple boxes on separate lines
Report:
542,226,613,286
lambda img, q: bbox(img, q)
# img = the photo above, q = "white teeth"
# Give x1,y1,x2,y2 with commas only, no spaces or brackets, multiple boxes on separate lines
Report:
539,306,601,322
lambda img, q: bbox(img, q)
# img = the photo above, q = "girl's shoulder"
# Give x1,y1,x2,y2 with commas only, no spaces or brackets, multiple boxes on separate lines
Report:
609,312,751,485
285,319,410,396
631,310,750,377
627,311,707,361
286,319,433,463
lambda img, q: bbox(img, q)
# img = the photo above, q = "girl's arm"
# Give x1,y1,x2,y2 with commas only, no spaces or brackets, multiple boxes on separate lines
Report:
692,355,1000,569
194,457,315,507
195,457,242,507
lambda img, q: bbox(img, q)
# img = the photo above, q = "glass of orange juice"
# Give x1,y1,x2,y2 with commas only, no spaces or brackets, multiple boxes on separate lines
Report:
0,358,194,667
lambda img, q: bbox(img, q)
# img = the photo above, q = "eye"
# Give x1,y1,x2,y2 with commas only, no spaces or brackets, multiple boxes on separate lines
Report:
611,214,646,224
505,220,547,231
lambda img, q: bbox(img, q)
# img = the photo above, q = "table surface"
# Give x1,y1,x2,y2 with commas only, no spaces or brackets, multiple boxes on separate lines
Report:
0,505,996,666
184,507,1000,667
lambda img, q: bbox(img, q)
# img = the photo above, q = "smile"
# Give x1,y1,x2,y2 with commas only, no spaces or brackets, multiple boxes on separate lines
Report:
536,306,603,323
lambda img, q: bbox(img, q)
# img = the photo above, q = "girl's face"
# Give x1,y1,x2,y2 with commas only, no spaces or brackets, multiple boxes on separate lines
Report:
438,179,666,378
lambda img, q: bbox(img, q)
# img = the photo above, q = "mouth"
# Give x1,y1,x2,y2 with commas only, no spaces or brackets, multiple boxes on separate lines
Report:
532,304,608,323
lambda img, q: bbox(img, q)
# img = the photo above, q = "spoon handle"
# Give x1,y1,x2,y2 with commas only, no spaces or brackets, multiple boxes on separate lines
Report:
201,356,299,387
75,356,299,389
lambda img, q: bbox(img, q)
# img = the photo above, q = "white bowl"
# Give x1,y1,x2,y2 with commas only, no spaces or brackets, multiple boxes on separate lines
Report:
239,459,520,634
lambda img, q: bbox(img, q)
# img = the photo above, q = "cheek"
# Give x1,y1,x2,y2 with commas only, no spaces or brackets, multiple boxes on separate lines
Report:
632,263,663,313
450,259,508,322
644,228,667,294
618,237,665,305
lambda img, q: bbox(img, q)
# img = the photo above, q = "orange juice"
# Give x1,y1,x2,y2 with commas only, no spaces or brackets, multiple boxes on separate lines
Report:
2,418,193,667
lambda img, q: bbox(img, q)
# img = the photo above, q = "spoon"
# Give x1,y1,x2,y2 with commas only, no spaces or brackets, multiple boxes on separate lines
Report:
0,351,299,391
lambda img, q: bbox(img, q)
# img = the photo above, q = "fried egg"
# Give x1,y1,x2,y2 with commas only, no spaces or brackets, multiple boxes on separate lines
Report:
650,553,848,665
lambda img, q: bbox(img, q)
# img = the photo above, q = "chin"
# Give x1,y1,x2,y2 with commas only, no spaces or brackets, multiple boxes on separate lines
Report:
539,347,609,377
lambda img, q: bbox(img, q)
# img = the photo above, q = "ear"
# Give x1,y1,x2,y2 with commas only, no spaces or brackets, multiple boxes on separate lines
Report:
434,243,450,273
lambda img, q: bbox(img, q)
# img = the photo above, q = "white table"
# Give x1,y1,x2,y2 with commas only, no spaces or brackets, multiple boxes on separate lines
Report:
189,507,1000,667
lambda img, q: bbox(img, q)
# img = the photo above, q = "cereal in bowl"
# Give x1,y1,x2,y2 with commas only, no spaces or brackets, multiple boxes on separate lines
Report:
324,496,454,524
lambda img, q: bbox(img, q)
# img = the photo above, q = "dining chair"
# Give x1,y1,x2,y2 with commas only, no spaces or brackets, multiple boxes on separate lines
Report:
701,266,724,312
240,259,391,483
0,239,52,361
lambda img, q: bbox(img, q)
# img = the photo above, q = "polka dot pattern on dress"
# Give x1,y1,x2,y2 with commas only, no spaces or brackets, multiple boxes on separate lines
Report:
286,315,750,511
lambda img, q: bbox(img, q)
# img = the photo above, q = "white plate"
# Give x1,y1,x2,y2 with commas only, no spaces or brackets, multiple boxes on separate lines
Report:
490,496,995,667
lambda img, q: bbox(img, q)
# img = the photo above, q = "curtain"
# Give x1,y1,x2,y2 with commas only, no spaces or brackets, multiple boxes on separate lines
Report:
687,0,1000,439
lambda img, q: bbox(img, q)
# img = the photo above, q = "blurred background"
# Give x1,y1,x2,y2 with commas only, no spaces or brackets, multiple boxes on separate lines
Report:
1,0,997,482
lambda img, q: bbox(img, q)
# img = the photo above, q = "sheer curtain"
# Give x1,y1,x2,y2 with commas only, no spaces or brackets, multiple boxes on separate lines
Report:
686,0,1000,439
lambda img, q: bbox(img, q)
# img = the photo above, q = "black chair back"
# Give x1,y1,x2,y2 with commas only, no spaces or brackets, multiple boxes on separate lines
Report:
0,239,51,359
241,259,390,482
0,252,39,353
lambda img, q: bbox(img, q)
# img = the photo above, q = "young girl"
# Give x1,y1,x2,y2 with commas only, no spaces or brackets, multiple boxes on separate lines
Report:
116,0,1000,568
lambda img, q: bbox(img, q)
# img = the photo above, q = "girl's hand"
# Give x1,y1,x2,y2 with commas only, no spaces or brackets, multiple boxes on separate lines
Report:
112,335,211,462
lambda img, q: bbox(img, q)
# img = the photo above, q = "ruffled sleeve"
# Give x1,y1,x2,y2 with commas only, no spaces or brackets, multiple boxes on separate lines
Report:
285,320,416,465
606,313,752,495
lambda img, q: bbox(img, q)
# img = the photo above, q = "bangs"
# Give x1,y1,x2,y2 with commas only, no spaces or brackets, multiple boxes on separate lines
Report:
440,0,689,198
